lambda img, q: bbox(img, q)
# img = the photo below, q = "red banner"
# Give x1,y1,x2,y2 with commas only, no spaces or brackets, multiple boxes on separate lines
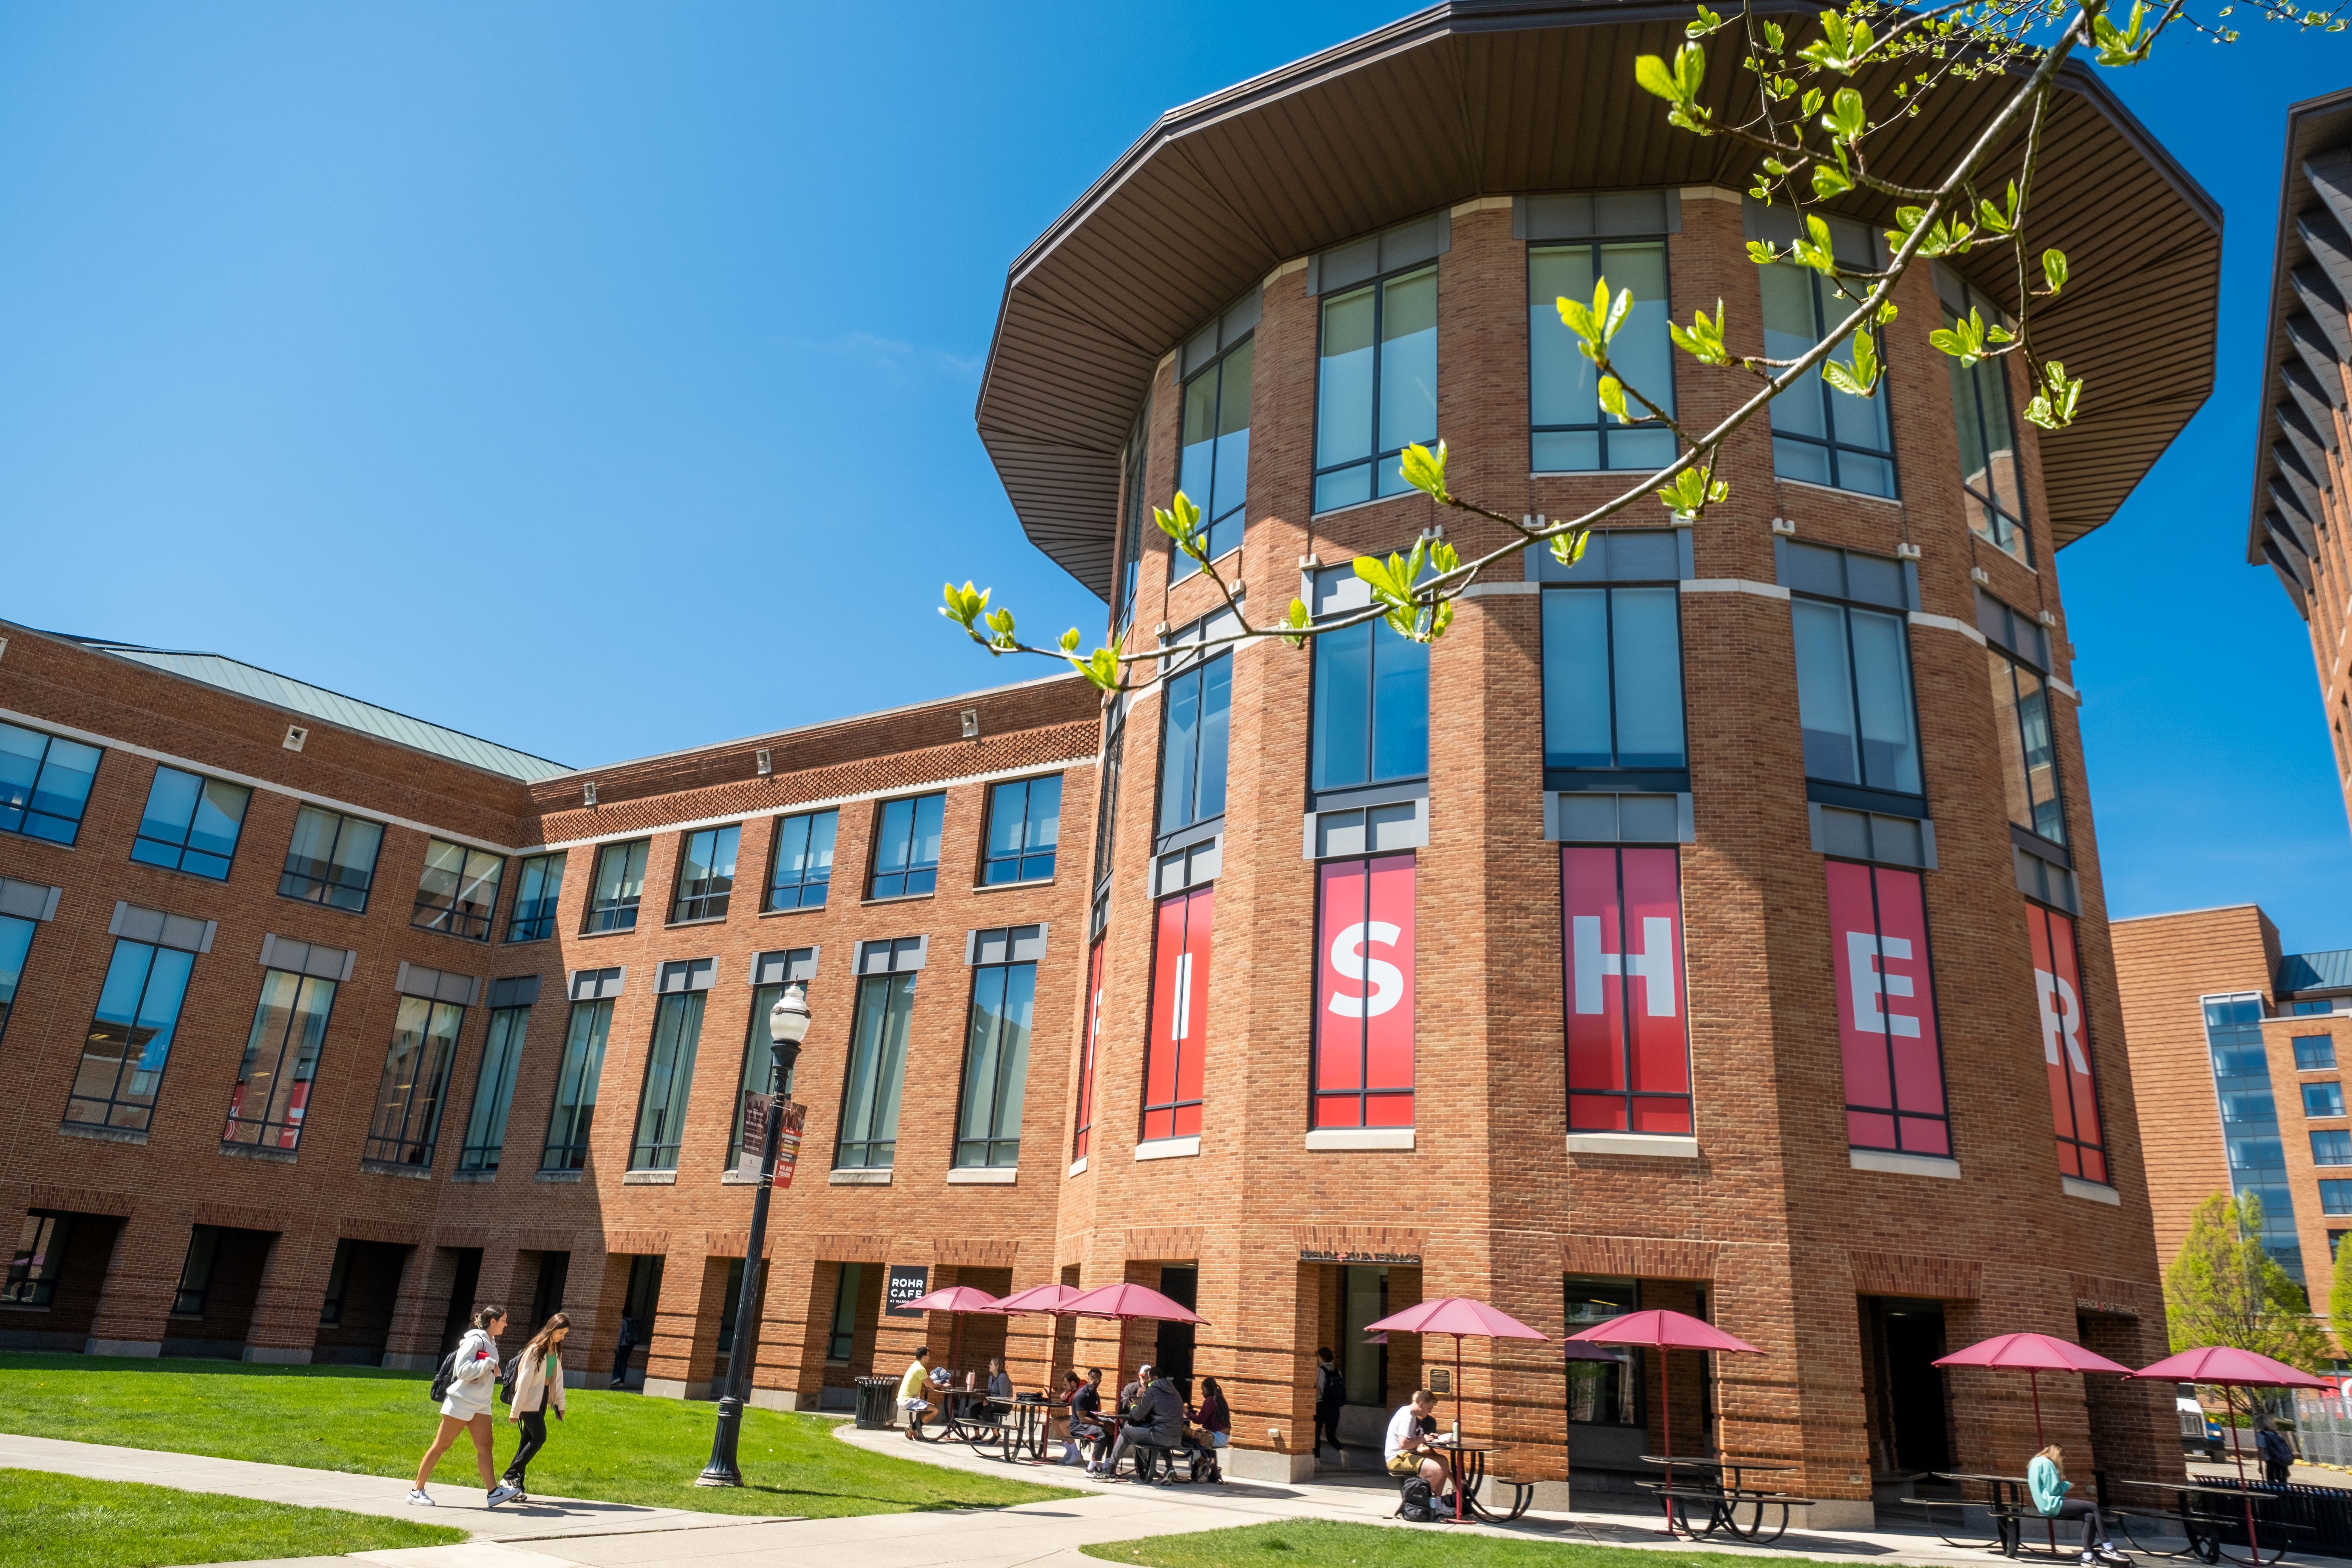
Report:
1073,940,1105,1161
1825,861,1948,1155
1142,888,1211,1142
1313,853,1416,1128
1562,847,1690,1134
2027,903,2105,1184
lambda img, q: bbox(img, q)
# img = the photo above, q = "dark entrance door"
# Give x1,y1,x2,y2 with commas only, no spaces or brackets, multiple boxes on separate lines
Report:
1872,1298,1951,1472
1155,1266,1198,1398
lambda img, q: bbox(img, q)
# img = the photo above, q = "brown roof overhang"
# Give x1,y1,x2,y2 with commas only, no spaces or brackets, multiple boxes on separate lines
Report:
978,0,2221,600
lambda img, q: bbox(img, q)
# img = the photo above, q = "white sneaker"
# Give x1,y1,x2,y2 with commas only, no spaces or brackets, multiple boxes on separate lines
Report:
485,1484,518,1508
406,1490,435,1507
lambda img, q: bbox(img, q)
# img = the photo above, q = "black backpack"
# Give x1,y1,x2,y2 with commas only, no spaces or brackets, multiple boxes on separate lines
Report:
498,1359,517,1407
429,1350,459,1403
1399,1477,1436,1523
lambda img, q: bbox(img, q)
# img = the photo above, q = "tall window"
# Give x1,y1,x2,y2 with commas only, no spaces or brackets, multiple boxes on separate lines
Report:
957,926,1040,1168
4,1212,71,1306
1092,701,1125,937
1793,600,1921,798
1158,640,1231,837
1119,401,1151,629
1565,1279,1641,1426
671,825,741,922
2315,1129,2352,1166
131,767,250,880
1756,207,1896,497
364,995,466,1167
827,1263,863,1361
766,810,838,910
225,969,339,1151
583,840,650,933
1828,862,1948,1156
458,1004,531,1173
2203,993,2304,1279
1531,240,1674,471
1978,596,2065,846
505,853,566,942
413,839,504,940
629,966,710,1171
838,940,922,1170
543,993,616,1172
1315,265,1436,511
1313,855,1415,1129
983,777,1061,885
1173,296,1257,579
2309,1081,2347,1118
1311,602,1429,796
279,806,384,913
66,937,198,1133
868,794,944,899
1142,887,1212,1143
2298,1035,2339,1070
1937,263,2030,564
174,1227,221,1315
1543,586,1685,772
733,949,814,1165
1563,847,1690,1135
2027,902,2106,1185
0,720,101,845
2324,1181,2352,1217
1074,940,1106,1162
0,912,34,1045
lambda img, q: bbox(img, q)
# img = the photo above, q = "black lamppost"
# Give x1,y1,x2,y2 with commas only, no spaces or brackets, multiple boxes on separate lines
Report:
697,981,810,1487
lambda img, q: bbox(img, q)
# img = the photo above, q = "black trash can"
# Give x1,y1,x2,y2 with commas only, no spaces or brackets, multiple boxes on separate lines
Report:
854,1376,899,1431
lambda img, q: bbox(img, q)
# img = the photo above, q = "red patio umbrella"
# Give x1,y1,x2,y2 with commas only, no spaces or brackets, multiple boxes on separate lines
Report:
2137,1346,2329,1562
1935,1332,2133,1552
1367,1297,1550,1522
995,1283,1090,1396
1566,1308,1762,1532
1064,1282,1208,1433
899,1286,1004,1388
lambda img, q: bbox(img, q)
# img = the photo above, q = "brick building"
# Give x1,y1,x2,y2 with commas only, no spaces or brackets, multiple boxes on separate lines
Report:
2,0,2217,1528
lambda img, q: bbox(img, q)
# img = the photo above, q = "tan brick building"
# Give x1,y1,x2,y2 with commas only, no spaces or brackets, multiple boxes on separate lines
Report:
1,0,2219,1528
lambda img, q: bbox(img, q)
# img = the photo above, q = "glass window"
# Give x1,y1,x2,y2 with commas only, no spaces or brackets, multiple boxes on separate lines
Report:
2027,902,2105,1184
173,1226,221,1315
224,969,338,1151
1530,240,1675,472
1143,887,1213,1142
505,853,566,942
2203,993,2304,1279
2324,1180,2352,1217
1315,265,1437,513
1760,263,1897,497
2294,998,2340,1017
1074,940,1106,1162
2306,1081,2346,1118
1311,617,1429,794
956,946,1037,1168
3,1211,71,1307
1119,404,1151,629
1092,703,1125,934
1565,1279,1641,1426
1940,267,2030,564
583,840,650,933
320,1239,354,1323
1828,861,1949,1156
364,995,466,1167
130,767,250,880
279,806,385,913
868,794,944,899
2315,1129,2352,1165
0,720,102,845
730,983,803,1165
766,810,838,910
671,825,741,922
1792,599,1922,796
541,998,614,1172
1987,646,2064,845
1564,847,1690,1135
1158,652,1232,836
0,912,34,1045
837,971,916,1169
983,776,1062,885
827,1262,863,1361
2297,1035,2338,1070
1542,587,1686,770
629,989,706,1171
457,1004,530,1174
66,937,198,1133
412,839,504,940
1174,338,1253,579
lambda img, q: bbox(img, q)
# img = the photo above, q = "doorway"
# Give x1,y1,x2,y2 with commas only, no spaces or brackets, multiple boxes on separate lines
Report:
1863,1297,1951,1473
1155,1266,1198,1398
1342,1266,1389,1410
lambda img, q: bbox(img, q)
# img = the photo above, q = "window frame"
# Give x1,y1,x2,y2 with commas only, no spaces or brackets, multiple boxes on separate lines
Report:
765,808,839,912
412,838,505,942
1937,263,2032,565
628,983,708,1172
731,961,812,1167
363,994,467,1168
1539,579,1690,787
129,765,251,881
867,793,946,900
1118,398,1152,630
669,824,742,924
4,1211,72,1307
457,1003,531,1174
278,805,386,914
224,968,340,1152
2315,1128,2352,1167
955,926,1041,1168
1311,260,1439,514
1308,573,1431,803
1156,620,1235,847
173,1225,222,1316
0,719,103,846
2324,1179,2352,1218
1787,583,1928,816
65,936,200,1135
836,960,918,1171
505,852,567,943
2296,1034,2339,1071
541,997,615,1173
1756,229,1900,498
582,839,651,934
981,775,1063,887
2305,1081,2346,1119
1171,300,1257,582
1528,235,1677,473
0,910,33,1048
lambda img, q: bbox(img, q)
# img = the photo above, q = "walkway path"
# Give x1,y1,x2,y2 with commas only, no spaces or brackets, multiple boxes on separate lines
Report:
3,1423,2223,1568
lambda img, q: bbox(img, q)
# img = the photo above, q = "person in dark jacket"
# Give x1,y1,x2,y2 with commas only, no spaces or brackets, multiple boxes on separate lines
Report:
1312,1348,1343,1458
2257,1413,2298,1486
608,1314,638,1390
1188,1375,1232,1483
1105,1367,1186,1482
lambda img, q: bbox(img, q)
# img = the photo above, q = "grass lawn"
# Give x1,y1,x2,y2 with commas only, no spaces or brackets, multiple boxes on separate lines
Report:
0,1467,465,1568
0,1354,1075,1519
1082,1521,1843,1568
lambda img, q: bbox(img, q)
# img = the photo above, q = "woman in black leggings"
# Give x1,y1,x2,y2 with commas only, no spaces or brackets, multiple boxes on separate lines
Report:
501,1313,571,1502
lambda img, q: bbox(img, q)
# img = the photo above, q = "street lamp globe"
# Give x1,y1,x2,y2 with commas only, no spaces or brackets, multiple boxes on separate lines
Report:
769,981,810,1047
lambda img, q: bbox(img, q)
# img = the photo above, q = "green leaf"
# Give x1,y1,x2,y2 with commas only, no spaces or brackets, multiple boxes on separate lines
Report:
1668,300,1730,365
1548,528,1591,567
939,580,990,631
1281,597,1311,649
1153,492,1207,559
1687,4,1724,37
1598,374,1630,422
1811,164,1854,199
1793,214,1838,274
1602,282,1633,344
1820,327,1881,398
1746,239,1781,266
1634,52,1682,100
1654,463,1729,521
1799,85,1823,116
1762,20,1785,50
1070,646,1122,692
1825,86,1867,140
1398,439,1451,503
2041,247,2069,296
1059,627,1083,653
2023,360,2083,430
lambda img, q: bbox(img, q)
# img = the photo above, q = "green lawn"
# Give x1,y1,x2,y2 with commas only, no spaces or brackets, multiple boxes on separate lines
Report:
1083,1522,1845,1568
0,1467,464,1568
0,1355,1075,1519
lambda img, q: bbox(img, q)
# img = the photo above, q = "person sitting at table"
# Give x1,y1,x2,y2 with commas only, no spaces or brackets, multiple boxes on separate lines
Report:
1187,1376,1231,1484
897,1347,935,1441
1053,1371,1090,1464
987,1356,1014,1402
1072,1367,1112,1471
1385,1389,1455,1504
2029,1443,2130,1566
1103,1366,1186,1483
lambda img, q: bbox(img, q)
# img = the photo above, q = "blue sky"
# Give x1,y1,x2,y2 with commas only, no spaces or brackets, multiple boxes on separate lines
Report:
1,4,2348,946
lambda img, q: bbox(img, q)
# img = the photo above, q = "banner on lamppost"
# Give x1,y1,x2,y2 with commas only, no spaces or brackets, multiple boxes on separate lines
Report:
737,1095,808,1185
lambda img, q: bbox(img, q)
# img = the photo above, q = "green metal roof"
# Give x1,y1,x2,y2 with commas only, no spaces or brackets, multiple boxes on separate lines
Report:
2278,947,2352,995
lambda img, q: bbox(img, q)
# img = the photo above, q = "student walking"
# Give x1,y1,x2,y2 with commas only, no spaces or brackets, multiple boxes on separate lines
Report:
2257,1413,2298,1486
410,1305,515,1508
608,1313,638,1390
1312,1348,1344,1458
501,1312,571,1503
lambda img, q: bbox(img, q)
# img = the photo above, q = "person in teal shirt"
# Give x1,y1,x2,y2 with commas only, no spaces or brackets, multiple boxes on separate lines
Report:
2029,1444,2130,1565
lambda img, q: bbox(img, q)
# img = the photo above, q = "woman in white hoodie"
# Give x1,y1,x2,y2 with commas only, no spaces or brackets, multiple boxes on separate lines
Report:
409,1305,515,1508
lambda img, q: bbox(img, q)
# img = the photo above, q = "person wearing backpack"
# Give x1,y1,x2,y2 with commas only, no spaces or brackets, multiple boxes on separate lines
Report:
1385,1389,1452,1519
500,1313,570,1503
409,1305,515,1508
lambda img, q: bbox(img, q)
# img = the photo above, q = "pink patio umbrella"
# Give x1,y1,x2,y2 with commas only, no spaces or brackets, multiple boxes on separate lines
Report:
899,1286,1004,1387
1367,1297,1550,1523
2137,1346,2330,1562
1064,1282,1208,1425
995,1283,1090,1391
1935,1333,2134,1552
1566,1308,1762,1531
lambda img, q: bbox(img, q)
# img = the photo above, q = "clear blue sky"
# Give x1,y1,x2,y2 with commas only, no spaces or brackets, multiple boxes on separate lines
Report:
1,5,2347,946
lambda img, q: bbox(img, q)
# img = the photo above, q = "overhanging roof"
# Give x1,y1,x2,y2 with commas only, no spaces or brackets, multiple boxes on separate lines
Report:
979,0,2222,600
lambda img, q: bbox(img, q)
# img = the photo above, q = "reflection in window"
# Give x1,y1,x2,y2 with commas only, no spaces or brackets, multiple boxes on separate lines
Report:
1315,265,1437,512
1158,652,1231,836
225,969,339,1151
983,777,1061,885
3,1212,70,1307
629,990,707,1171
957,934,1038,1168
0,913,34,1046
1531,241,1675,472
671,825,741,922
279,806,384,913
1988,646,2064,844
1565,1279,1640,1426
1792,599,1921,796
364,996,466,1166
1312,615,1429,793
131,767,250,880
1174,339,1253,578
2315,1129,2352,1166
505,853,566,942
2203,993,2305,1280
66,938,197,1133
838,972,916,1169
2297,1035,2338,1070
541,999,614,1172
869,794,944,899
584,840,650,933
766,810,838,910
1542,587,1685,770
413,839,504,940
458,1005,530,1173
0,721,102,845
1939,264,2030,564
1760,262,1897,498
2306,1081,2346,1118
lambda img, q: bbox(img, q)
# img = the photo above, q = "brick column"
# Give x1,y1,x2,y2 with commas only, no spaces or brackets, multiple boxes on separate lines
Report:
644,1252,725,1400
242,1228,331,1364
84,1211,184,1357
749,1251,823,1411
383,1245,461,1369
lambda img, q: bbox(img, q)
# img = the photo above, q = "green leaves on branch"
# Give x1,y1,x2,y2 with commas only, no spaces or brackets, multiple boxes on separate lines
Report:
940,580,1012,649
1352,536,1460,645
1976,181,2020,236
1928,306,2012,368
1154,490,1207,560
1398,439,1451,504
1669,302,1731,365
2023,360,2083,430
1281,597,1311,649
1686,3,1725,37
2040,248,2069,297
1633,43,1713,132
1070,646,1122,691
1548,528,1592,568
1821,328,1883,398
1791,214,1840,274
1557,279,1634,364
2092,0,2156,64
1655,462,1729,522
1885,205,1974,258
1797,9,1876,71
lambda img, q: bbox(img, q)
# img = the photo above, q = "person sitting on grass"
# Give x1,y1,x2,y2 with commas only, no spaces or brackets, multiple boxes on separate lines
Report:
1384,1389,1452,1505
410,1305,517,1509
898,1346,935,1441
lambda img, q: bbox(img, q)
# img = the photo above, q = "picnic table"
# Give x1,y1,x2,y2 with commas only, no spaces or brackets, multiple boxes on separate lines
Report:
2117,1477,2310,1565
1423,1440,1533,1523
1639,1455,1808,1543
